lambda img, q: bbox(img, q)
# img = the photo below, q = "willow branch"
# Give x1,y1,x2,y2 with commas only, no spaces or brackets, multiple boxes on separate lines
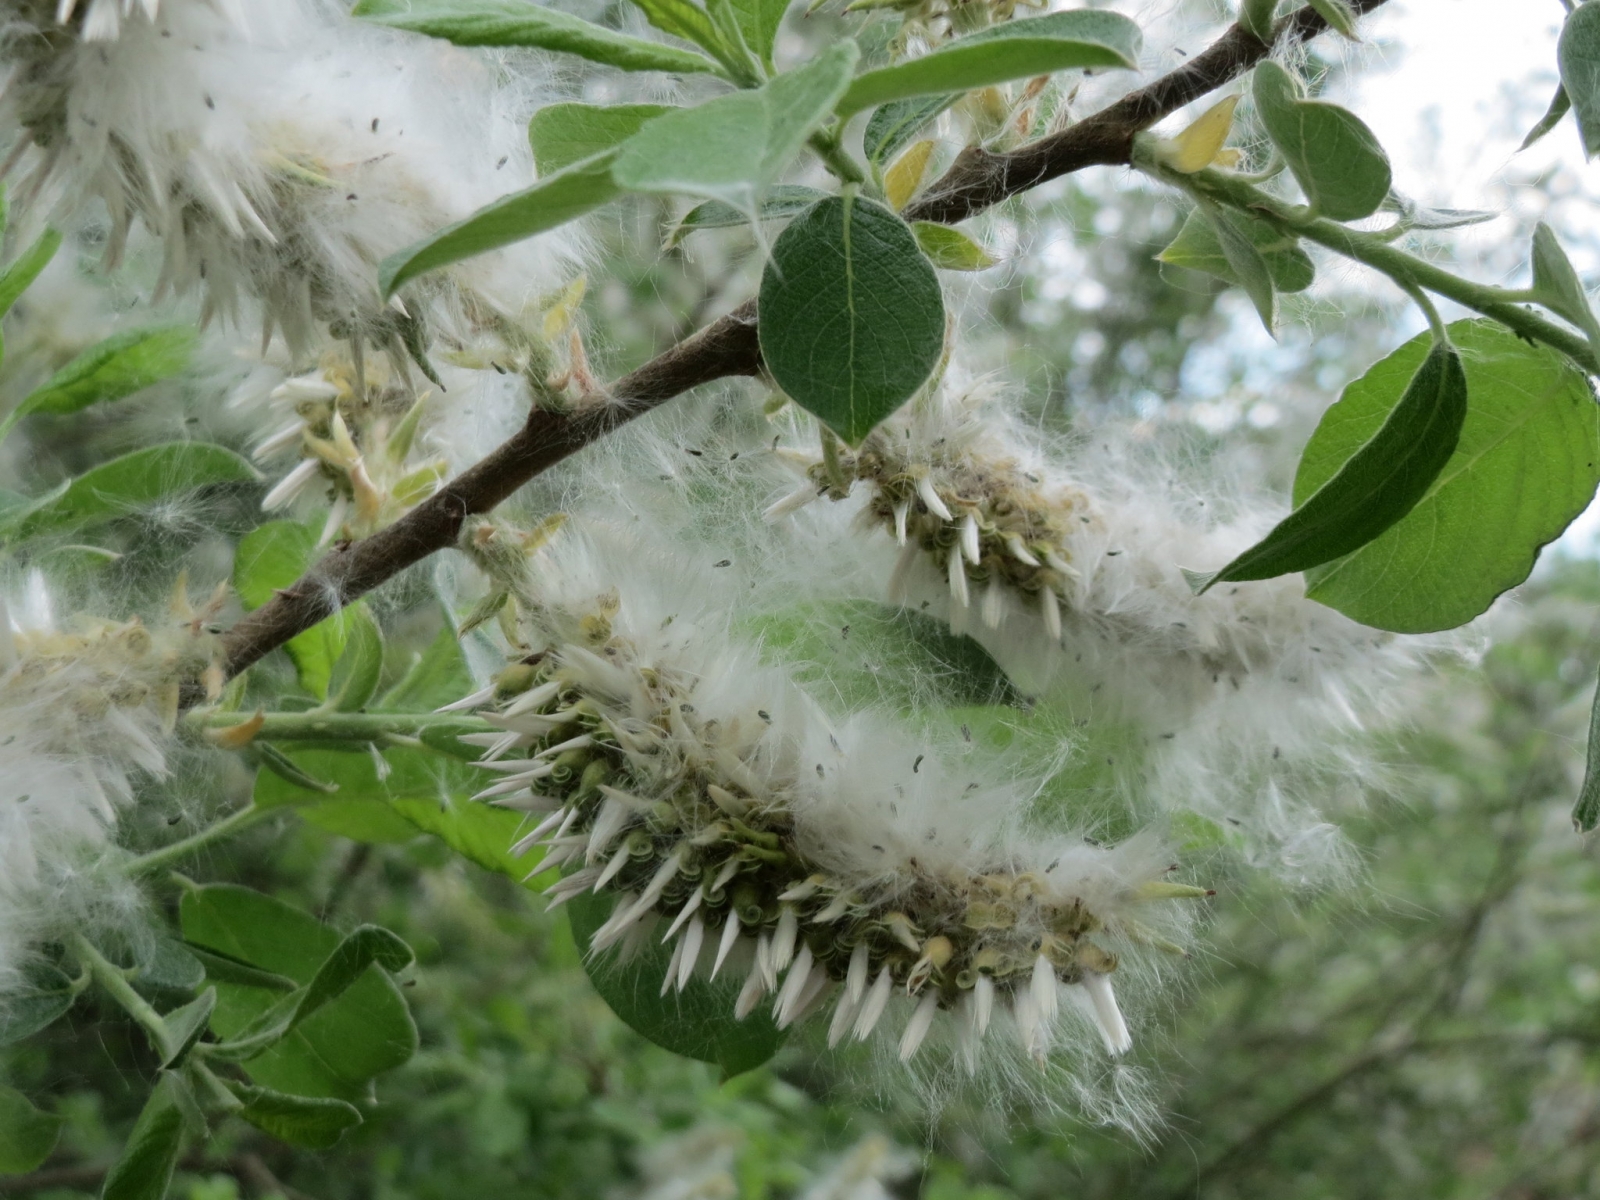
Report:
216,1,1387,683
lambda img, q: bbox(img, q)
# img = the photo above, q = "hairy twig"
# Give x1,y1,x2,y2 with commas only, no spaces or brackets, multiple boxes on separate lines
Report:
215,1,1388,684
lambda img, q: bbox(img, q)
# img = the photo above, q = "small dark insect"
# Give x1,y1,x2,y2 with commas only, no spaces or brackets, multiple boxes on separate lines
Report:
371,117,380,132
912,754,924,773
713,559,731,568
757,710,772,723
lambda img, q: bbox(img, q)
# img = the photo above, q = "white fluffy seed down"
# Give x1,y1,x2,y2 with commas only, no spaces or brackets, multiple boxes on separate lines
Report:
0,0,582,354
0,570,222,999
761,383,1446,886
453,521,1206,1128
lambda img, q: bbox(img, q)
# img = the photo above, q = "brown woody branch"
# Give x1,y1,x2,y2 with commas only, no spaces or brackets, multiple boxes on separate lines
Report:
217,0,1388,683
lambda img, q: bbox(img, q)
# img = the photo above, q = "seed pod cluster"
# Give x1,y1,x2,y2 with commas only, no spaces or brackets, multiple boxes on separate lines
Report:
458,594,1207,1066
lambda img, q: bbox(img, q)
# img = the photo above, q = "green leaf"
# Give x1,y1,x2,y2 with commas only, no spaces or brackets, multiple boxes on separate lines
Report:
665,185,827,246
759,195,944,445
725,0,787,67
1520,83,1572,152
1205,204,1279,333
566,889,786,1076
1252,60,1392,221
0,228,61,320
352,0,721,74
0,965,75,1046
910,221,996,270
253,745,483,847
21,326,198,417
0,1085,63,1175
183,946,298,995
1529,221,1600,364
1193,338,1466,591
1561,0,1600,157
180,886,417,1102
323,606,384,713
229,1085,362,1151
233,521,374,700
1295,320,1600,632
1306,0,1358,38
835,10,1141,119
0,443,256,545
100,1074,186,1200
389,794,539,882
529,103,672,175
156,989,217,1068
863,95,956,168
378,621,475,711
740,599,1020,714
380,152,621,297
625,0,729,63
612,40,858,209
1576,667,1600,833
1157,206,1314,293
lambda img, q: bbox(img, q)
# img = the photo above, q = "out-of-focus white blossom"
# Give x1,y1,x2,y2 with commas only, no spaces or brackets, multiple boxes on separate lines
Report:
0,0,582,355
0,570,222,997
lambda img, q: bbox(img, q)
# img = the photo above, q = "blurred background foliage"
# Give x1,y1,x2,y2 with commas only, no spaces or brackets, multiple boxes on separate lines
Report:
3,1,1600,1193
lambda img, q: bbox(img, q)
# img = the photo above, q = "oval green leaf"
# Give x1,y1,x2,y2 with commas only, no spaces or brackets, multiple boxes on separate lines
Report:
566,889,786,1077
1561,0,1600,158
230,1085,363,1151
1194,337,1467,591
760,196,944,444
0,1085,63,1175
0,443,257,545
380,152,621,297
835,10,1141,118
1157,206,1314,294
352,0,721,74
612,40,857,209
529,103,673,176
910,221,997,270
1294,320,1600,632
863,94,957,169
1253,60,1392,222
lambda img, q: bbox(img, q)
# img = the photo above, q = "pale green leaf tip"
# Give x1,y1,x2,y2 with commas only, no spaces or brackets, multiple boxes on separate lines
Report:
1180,566,1216,595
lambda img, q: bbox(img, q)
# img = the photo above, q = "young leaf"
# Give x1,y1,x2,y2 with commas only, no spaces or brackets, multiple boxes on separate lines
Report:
566,889,787,1076
1306,0,1358,39
0,1085,63,1175
388,793,536,881
100,1074,186,1200
625,0,737,71
725,0,788,67
1295,320,1600,632
1158,206,1314,293
321,605,384,713
1238,0,1277,41
1192,338,1467,591
1576,668,1600,833
156,989,217,1068
911,222,997,270
1252,60,1392,221
1529,221,1600,364
1154,95,1240,174
352,0,722,75
1560,0,1600,158
529,103,672,175
611,40,858,209
229,1085,362,1151
0,965,75,1046
1206,205,1279,333
665,185,827,245
19,326,198,417
0,443,257,545
0,227,61,320
180,885,417,1102
835,10,1141,118
759,195,945,445
380,152,621,297
1520,83,1572,152
884,139,934,210
863,94,956,168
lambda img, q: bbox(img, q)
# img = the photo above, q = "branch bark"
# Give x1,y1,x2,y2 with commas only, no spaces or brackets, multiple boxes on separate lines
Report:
217,0,1389,683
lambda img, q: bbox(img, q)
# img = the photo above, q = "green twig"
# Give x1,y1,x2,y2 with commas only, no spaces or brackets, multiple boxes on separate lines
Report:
184,710,496,742
68,933,171,1050
124,804,275,877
